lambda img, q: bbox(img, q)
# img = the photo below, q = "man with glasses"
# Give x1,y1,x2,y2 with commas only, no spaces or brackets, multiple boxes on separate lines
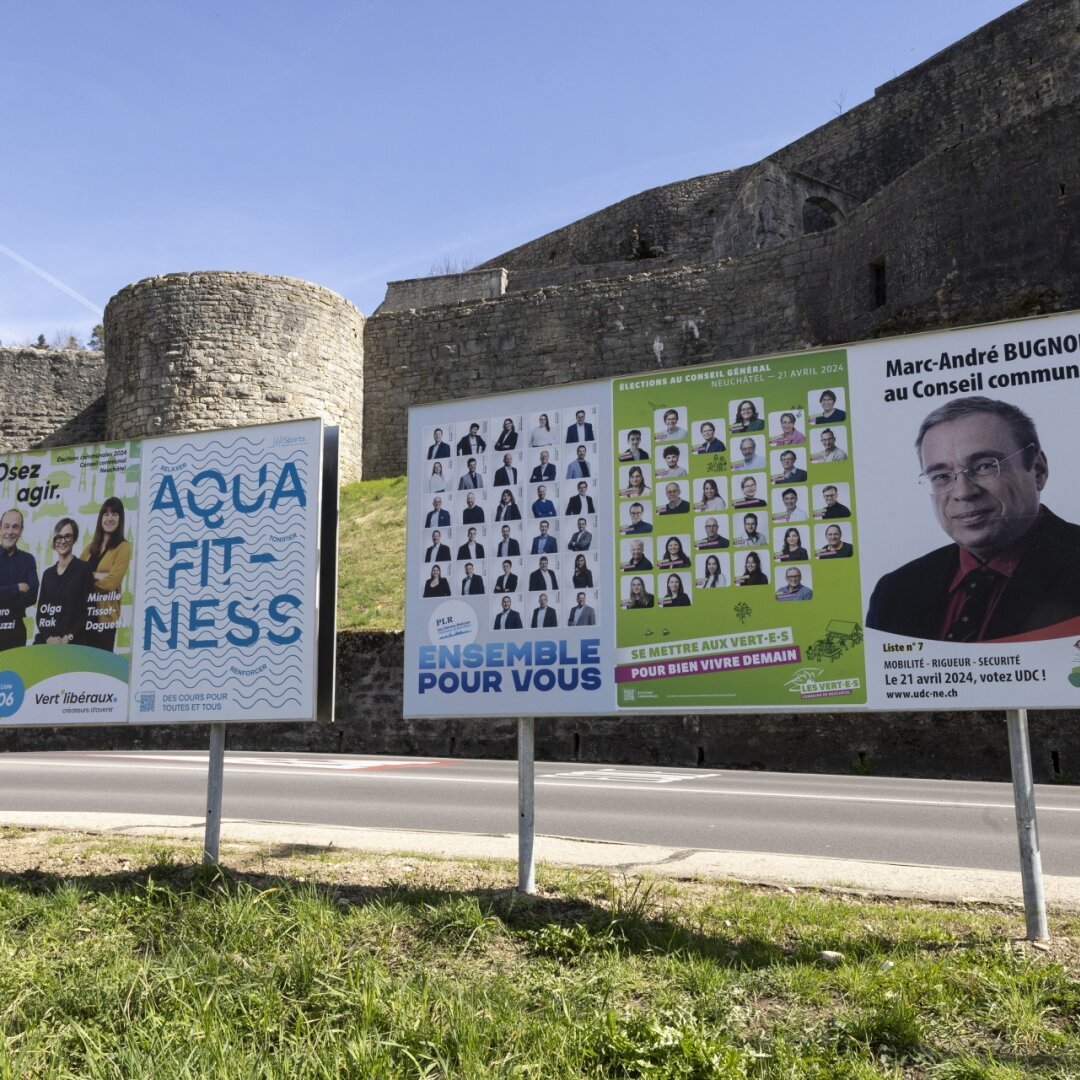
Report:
0,508,38,651
867,397,1080,641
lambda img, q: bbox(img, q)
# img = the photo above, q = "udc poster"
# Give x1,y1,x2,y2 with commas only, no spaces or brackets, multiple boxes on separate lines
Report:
405,308,1080,716
0,418,325,727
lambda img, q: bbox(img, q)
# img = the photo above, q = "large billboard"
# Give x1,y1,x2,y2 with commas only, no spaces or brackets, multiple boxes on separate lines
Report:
0,418,329,726
405,310,1080,716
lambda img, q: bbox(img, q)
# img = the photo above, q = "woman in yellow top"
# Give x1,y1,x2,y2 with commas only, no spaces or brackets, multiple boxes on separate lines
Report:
81,497,131,652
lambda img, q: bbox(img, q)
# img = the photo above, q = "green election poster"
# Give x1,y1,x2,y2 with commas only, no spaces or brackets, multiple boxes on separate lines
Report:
611,349,866,709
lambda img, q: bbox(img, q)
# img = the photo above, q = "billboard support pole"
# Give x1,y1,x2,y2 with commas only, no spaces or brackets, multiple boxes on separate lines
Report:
203,722,227,866
517,717,536,894
1007,708,1048,940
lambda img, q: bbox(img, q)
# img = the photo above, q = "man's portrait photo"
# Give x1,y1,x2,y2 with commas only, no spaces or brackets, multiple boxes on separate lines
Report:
493,594,523,630
866,397,1080,642
618,428,650,461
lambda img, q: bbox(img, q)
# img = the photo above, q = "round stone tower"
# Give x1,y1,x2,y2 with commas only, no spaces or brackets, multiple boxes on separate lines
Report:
103,271,365,480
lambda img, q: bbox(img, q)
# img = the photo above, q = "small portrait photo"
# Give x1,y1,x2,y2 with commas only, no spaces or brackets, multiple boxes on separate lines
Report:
812,482,852,519
775,564,813,601
655,534,693,571
528,591,561,629
773,526,810,563
530,483,558,519
421,561,453,598
459,489,486,525
694,516,730,550
527,447,558,483
729,397,765,434
619,500,653,535
566,517,594,552
692,476,727,512
654,407,688,443
569,551,598,590
492,558,522,594
692,418,726,455
656,479,691,517
527,553,561,592
618,463,652,499
565,444,594,480
808,426,849,463
492,450,523,488
814,522,855,559
772,485,810,523
733,510,769,547
454,524,487,563
809,388,848,426
731,473,767,508
565,588,599,627
422,494,453,529
493,415,523,453
733,551,770,587
491,592,525,631
768,409,807,447
770,448,808,484
527,410,558,448
658,571,692,607
563,479,596,517
454,421,488,457
621,573,655,609
564,406,598,445
620,536,654,572
492,521,523,559
456,455,486,491
731,434,767,471
617,426,651,462
528,517,560,556
655,443,689,478
423,424,453,461
457,561,486,596
425,458,452,493
492,487,523,522
695,552,730,589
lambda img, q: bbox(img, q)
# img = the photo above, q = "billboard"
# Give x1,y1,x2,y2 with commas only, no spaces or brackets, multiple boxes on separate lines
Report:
405,309,1080,716
0,418,329,726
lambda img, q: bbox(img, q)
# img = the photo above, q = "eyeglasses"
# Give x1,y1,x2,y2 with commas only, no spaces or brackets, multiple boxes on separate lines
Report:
55,533,75,543
919,443,1034,491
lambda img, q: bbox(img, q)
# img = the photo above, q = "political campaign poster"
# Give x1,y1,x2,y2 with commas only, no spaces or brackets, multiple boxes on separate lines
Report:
129,418,324,724
406,308,1080,715
0,441,140,725
850,311,1080,710
403,383,615,718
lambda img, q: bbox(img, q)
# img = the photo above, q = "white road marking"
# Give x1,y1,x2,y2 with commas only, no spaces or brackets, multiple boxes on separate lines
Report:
543,768,721,784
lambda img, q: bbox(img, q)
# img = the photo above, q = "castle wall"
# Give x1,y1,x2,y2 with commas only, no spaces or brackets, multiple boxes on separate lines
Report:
0,348,107,453
104,272,366,480
363,103,1080,478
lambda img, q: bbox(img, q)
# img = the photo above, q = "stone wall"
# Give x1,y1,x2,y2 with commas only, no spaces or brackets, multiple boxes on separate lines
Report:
0,629,1076,783
380,268,508,313
363,103,1080,478
104,272,366,480
0,348,107,453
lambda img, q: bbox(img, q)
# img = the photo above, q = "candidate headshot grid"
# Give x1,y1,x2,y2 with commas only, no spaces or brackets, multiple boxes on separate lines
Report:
615,387,857,609
418,407,602,630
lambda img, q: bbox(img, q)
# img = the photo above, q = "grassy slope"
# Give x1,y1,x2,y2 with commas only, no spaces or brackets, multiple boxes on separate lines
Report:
337,477,406,631
0,830,1078,1078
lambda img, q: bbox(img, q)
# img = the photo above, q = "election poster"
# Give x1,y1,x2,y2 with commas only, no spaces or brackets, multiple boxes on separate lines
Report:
129,418,324,724
0,418,327,727
403,383,615,718
0,441,140,725
406,308,1080,716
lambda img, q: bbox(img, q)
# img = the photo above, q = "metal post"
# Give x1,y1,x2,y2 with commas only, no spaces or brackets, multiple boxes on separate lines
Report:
1006,708,1048,940
517,716,536,894
203,723,228,866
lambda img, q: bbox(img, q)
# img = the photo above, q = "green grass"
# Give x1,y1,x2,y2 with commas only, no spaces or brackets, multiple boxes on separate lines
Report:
337,477,406,630
0,831,1078,1077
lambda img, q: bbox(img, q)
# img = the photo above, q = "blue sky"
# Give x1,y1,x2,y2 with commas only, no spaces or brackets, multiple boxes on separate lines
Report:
1,1,1020,344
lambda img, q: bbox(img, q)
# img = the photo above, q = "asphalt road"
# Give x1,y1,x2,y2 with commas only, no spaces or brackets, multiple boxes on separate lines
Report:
0,751,1078,875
